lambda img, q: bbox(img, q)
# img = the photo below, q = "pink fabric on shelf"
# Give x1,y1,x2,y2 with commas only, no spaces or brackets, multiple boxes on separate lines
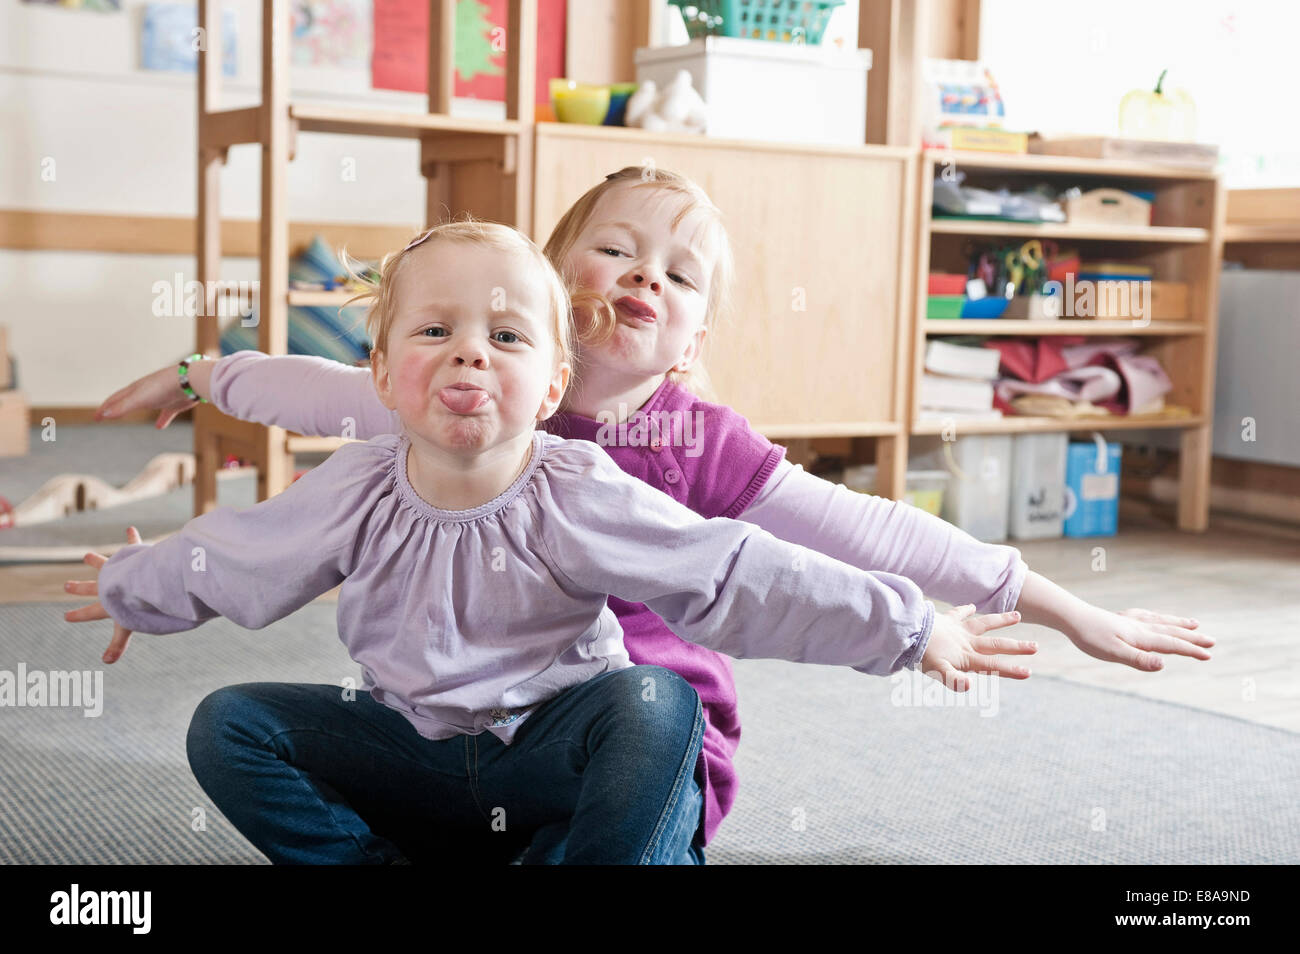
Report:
1088,352,1173,414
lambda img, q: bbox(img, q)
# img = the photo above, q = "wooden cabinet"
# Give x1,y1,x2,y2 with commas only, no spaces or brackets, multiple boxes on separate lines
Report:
532,123,918,472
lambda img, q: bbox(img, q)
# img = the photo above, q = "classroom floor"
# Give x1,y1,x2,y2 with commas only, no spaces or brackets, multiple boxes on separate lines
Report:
4,506,1297,733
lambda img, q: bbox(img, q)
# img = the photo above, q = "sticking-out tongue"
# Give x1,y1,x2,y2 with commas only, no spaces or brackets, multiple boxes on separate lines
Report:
439,387,489,413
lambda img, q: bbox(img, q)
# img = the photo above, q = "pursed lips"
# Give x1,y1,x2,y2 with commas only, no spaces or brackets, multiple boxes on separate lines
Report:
615,296,657,322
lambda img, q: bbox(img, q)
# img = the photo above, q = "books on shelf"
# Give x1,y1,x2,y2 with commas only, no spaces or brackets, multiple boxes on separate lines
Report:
921,339,1003,416
920,373,995,412
925,339,1002,379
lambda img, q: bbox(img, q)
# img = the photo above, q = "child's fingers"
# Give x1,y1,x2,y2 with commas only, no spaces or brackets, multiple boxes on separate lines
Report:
103,623,132,664
83,551,107,570
1124,607,1200,629
1131,630,1213,661
922,661,969,693
961,653,1032,680
126,526,142,545
947,604,978,622
1110,640,1165,672
94,391,128,421
1143,621,1213,648
64,579,97,597
63,602,109,624
971,634,1037,656
965,610,1021,635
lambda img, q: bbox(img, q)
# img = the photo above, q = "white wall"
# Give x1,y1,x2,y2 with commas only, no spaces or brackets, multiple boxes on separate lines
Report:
979,0,1296,187
3,0,505,407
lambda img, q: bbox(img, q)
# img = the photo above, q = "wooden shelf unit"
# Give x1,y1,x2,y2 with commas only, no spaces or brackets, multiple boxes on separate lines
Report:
193,0,538,513
910,150,1225,531
1223,188,1300,270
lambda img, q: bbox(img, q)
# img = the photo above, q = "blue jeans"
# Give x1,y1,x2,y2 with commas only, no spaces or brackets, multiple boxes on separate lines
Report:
186,665,706,865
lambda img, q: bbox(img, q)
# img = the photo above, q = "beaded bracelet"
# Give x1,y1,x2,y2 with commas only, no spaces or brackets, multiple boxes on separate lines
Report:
178,353,210,404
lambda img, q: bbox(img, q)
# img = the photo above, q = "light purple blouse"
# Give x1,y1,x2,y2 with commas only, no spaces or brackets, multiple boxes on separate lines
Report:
97,429,935,744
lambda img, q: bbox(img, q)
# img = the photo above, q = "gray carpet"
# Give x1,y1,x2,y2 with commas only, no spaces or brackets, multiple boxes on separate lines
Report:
1,600,1296,864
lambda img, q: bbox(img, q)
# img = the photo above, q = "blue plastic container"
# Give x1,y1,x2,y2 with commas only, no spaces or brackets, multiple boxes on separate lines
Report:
961,296,1010,319
1063,439,1121,537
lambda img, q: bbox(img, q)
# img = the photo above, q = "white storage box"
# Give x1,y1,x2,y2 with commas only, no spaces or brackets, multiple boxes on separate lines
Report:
943,436,1012,542
1009,433,1067,540
910,435,1012,542
634,37,871,147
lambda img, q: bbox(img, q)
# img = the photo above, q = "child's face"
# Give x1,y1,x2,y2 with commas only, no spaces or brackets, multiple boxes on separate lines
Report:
372,240,569,453
564,184,715,381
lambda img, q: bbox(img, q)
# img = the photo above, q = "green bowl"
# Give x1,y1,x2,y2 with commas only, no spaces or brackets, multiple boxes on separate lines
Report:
550,79,612,125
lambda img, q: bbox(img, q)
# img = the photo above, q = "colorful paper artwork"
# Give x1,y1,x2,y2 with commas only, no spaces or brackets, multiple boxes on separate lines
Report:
22,0,123,11
293,0,372,69
373,0,565,103
141,3,237,77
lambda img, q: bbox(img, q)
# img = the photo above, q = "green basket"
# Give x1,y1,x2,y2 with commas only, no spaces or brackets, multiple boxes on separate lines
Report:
669,0,845,44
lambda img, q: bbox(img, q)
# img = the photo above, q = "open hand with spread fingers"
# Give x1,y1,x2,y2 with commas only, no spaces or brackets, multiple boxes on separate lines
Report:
920,604,1036,693
63,526,141,664
1063,605,1213,672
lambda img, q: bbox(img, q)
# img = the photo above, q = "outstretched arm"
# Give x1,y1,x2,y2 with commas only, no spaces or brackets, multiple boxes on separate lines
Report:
95,352,400,439
742,459,1027,612
64,442,374,644
742,461,1212,670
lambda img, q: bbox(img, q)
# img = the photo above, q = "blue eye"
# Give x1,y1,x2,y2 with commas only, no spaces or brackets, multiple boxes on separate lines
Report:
601,247,623,256
494,331,520,344
421,327,447,338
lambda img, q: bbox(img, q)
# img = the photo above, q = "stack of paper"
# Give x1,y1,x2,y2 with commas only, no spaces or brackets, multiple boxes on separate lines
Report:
918,339,1004,423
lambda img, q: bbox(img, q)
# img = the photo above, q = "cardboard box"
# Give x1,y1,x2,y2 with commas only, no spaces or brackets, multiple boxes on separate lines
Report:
0,389,29,457
1083,280,1189,320
1149,281,1189,319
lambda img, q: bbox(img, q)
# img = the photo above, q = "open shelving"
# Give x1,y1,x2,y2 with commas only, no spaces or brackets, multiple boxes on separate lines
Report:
909,150,1225,531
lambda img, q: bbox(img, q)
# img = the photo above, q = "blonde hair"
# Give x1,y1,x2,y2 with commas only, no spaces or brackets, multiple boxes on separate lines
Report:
542,166,735,401
345,217,574,384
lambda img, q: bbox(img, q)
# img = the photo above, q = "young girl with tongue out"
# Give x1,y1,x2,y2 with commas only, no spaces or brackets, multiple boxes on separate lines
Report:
93,167,1213,863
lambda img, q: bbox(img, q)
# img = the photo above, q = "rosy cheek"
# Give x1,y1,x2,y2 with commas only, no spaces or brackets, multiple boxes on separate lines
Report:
570,257,610,292
391,350,432,396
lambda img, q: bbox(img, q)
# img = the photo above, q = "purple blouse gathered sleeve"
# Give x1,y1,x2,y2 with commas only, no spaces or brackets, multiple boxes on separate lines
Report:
96,440,385,635
741,459,1028,615
209,351,400,440
535,444,934,676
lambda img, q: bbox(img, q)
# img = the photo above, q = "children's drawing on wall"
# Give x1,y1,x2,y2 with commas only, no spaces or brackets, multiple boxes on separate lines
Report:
140,3,237,77
372,0,565,104
23,0,122,10
292,0,372,70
